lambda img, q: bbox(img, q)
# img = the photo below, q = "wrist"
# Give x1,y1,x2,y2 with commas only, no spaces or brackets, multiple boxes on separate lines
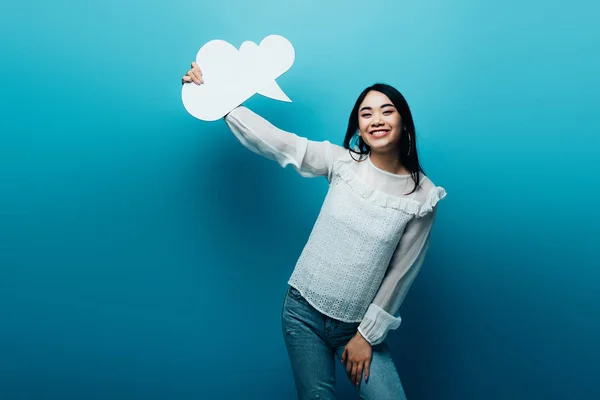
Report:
356,330,371,345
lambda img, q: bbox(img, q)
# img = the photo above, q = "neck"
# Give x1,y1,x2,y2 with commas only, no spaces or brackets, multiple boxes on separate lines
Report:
368,151,409,175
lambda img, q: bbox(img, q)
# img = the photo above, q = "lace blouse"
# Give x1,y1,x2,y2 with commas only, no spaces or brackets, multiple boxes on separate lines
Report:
224,106,447,345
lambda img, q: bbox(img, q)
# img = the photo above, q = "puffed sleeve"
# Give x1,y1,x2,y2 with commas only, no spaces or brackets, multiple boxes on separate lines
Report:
358,186,446,345
224,106,341,182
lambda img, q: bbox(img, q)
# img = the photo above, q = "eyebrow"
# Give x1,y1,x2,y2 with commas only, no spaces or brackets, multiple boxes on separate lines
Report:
359,103,395,112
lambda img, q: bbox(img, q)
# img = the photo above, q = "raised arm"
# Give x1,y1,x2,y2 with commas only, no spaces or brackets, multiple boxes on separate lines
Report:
224,106,337,181
182,61,339,181
358,186,445,345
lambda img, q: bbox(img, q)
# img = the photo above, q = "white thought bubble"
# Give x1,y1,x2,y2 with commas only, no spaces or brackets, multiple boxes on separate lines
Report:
181,35,295,121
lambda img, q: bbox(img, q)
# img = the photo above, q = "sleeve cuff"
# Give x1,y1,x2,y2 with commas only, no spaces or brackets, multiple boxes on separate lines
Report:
358,303,402,346
223,105,244,121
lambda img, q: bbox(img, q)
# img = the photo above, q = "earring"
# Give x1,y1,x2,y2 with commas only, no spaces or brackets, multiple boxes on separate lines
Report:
407,133,412,156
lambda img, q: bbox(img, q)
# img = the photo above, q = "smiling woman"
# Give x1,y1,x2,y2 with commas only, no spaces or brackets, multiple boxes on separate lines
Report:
183,64,446,400
344,83,424,193
361,96,402,145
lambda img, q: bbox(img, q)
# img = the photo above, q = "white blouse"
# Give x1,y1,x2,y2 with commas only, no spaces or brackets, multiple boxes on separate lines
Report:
224,106,447,345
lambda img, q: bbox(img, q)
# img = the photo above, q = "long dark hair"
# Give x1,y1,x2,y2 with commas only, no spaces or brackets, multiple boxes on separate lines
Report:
343,83,425,194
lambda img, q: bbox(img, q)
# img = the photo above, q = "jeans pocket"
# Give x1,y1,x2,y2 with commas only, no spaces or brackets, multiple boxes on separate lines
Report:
288,286,304,300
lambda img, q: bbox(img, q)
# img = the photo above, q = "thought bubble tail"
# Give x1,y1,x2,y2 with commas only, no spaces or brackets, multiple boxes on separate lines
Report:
257,80,291,102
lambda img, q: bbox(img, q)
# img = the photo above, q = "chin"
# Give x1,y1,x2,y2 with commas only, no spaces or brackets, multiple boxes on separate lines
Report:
372,143,402,155
366,139,396,151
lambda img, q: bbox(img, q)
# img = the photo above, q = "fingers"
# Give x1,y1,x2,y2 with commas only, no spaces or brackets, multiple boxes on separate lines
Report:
182,61,204,85
193,67,204,83
192,62,203,83
182,72,200,86
355,363,364,386
345,359,368,386
351,363,358,387
343,347,368,386
345,357,352,377
186,70,203,85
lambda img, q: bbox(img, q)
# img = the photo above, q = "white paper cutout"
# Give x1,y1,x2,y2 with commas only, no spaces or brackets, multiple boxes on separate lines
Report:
181,35,295,121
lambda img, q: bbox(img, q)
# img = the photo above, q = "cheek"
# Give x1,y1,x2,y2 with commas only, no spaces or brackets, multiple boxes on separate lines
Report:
388,115,401,129
359,121,372,144
390,118,402,136
387,120,402,141
358,120,368,133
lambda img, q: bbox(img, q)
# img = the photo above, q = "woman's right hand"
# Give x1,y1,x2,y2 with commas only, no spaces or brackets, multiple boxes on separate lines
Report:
181,62,204,85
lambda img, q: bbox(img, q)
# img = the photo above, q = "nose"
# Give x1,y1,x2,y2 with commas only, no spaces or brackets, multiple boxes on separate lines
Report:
372,116,384,126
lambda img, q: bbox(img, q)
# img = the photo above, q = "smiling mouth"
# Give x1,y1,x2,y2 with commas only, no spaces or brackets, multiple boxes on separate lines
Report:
369,129,390,138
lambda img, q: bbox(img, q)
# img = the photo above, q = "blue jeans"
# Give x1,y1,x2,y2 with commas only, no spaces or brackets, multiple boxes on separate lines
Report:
281,285,407,400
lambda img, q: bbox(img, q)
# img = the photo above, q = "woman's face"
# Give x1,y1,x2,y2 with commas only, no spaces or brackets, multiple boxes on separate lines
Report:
357,91,402,153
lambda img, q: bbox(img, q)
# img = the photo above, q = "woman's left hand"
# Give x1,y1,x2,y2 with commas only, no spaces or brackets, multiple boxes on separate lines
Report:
341,331,372,387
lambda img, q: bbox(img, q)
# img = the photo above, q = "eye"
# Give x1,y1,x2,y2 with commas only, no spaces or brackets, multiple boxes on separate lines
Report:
361,113,372,118
383,110,394,115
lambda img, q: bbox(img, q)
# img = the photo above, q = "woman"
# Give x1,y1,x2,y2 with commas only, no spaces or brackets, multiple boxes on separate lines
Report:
182,62,446,400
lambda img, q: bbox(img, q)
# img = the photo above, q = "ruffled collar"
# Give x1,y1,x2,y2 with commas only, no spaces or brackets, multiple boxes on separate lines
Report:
366,155,412,178
333,159,447,217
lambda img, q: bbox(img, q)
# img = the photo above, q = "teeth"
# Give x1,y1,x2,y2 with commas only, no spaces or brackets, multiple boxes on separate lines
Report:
371,130,388,137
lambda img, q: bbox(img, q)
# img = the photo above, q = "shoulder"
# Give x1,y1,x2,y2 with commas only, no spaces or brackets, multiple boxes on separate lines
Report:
412,174,435,201
411,174,447,218
328,143,352,161
328,145,371,167
321,144,359,170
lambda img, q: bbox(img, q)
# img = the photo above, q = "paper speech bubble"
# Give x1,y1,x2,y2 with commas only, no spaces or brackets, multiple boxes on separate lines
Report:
181,35,295,121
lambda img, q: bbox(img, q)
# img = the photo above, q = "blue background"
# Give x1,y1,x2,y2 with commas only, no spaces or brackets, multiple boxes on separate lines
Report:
1,0,598,399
